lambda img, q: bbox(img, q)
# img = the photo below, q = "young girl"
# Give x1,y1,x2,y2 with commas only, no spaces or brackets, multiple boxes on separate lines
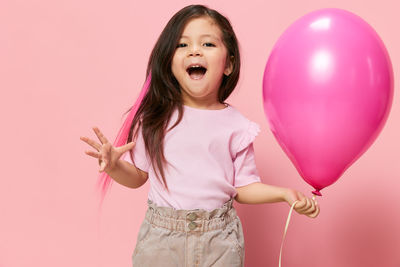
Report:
81,4,319,266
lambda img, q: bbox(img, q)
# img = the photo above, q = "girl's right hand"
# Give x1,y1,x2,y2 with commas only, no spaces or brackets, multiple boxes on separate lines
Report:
80,126,136,173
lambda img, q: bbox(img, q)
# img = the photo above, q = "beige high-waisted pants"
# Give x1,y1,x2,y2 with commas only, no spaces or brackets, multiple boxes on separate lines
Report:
132,197,245,267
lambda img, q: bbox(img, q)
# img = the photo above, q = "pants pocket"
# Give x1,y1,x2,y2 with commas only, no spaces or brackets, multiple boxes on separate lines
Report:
224,218,245,259
203,216,245,267
132,224,181,267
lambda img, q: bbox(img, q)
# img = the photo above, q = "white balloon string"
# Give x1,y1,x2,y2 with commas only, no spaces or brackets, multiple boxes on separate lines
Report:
278,195,317,267
278,200,298,267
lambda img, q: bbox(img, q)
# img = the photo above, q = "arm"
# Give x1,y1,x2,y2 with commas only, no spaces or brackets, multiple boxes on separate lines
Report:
234,182,287,204
234,181,320,218
106,159,148,189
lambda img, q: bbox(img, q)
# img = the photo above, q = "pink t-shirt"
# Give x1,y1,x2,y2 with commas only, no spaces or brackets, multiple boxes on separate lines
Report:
122,103,261,211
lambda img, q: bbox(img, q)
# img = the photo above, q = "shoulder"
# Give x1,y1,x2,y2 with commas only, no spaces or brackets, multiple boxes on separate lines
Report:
226,104,261,153
227,104,260,130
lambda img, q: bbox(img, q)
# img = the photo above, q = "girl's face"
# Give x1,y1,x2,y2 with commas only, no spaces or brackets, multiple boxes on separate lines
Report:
171,16,233,108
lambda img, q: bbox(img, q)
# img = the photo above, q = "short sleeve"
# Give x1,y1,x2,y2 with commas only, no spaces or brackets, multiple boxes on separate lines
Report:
122,126,150,172
233,121,261,187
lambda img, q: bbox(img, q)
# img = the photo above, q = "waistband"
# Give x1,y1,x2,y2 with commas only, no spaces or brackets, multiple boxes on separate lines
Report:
144,198,237,233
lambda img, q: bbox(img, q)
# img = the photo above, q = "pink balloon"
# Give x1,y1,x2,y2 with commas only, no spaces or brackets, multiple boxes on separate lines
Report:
262,8,394,196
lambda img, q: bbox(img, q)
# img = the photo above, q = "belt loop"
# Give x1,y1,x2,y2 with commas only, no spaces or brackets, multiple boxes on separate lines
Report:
149,206,154,224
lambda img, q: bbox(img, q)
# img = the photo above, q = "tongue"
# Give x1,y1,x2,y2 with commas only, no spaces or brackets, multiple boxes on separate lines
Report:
189,69,205,80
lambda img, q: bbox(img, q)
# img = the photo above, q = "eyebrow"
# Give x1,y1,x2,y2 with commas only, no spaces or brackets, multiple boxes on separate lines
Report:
180,34,220,40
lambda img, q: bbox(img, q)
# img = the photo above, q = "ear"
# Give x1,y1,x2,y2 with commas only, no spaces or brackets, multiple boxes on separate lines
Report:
224,55,234,76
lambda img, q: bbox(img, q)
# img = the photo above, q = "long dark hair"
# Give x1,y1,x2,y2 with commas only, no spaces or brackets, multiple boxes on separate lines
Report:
126,4,241,191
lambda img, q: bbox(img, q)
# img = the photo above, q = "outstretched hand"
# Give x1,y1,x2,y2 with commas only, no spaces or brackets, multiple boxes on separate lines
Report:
80,126,136,173
284,188,320,218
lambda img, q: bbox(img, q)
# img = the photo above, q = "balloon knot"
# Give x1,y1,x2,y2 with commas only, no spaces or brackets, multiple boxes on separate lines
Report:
312,190,322,196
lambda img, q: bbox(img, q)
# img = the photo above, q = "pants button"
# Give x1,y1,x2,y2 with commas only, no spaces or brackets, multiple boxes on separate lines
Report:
186,212,198,221
188,221,197,230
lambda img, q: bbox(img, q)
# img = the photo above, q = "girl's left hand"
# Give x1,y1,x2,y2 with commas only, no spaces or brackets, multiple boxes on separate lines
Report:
284,188,320,218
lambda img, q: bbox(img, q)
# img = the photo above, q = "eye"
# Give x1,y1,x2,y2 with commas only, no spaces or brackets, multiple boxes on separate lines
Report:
203,42,215,47
177,43,187,48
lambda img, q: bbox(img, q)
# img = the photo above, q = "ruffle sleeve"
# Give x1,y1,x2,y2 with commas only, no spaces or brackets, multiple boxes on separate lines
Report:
235,121,261,154
233,120,262,188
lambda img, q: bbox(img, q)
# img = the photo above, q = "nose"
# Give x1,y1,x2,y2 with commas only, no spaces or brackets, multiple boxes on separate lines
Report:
187,45,202,57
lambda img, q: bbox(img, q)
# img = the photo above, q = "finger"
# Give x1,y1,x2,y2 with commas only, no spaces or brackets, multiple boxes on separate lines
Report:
295,198,307,210
99,161,103,172
308,203,320,218
120,141,136,153
128,141,136,148
101,144,111,164
84,149,102,159
80,136,102,152
297,197,311,213
114,141,136,160
99,159,108,172
85,150,109,171
293,191,306,207
99,161,105,172
84,150,107,170
304,198,316,215
92,126,110,145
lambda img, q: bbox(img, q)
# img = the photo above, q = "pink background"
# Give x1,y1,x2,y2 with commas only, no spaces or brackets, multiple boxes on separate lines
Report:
1,0,399,266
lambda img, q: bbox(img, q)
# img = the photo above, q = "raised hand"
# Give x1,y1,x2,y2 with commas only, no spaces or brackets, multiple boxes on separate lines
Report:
80,126,136,173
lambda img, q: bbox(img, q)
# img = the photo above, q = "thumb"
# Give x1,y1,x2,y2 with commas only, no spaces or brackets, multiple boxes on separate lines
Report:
127,141,136,149
119,141,135,150
120,141,136,154
285,189,300,206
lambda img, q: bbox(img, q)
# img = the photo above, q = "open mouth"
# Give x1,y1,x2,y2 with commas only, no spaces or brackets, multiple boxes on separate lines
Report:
186,65,207,80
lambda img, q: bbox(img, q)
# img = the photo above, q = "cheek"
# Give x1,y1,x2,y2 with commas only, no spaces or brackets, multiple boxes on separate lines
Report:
212,57,228,73
171,55,184,74
212,51,228,68
171,60,180,77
